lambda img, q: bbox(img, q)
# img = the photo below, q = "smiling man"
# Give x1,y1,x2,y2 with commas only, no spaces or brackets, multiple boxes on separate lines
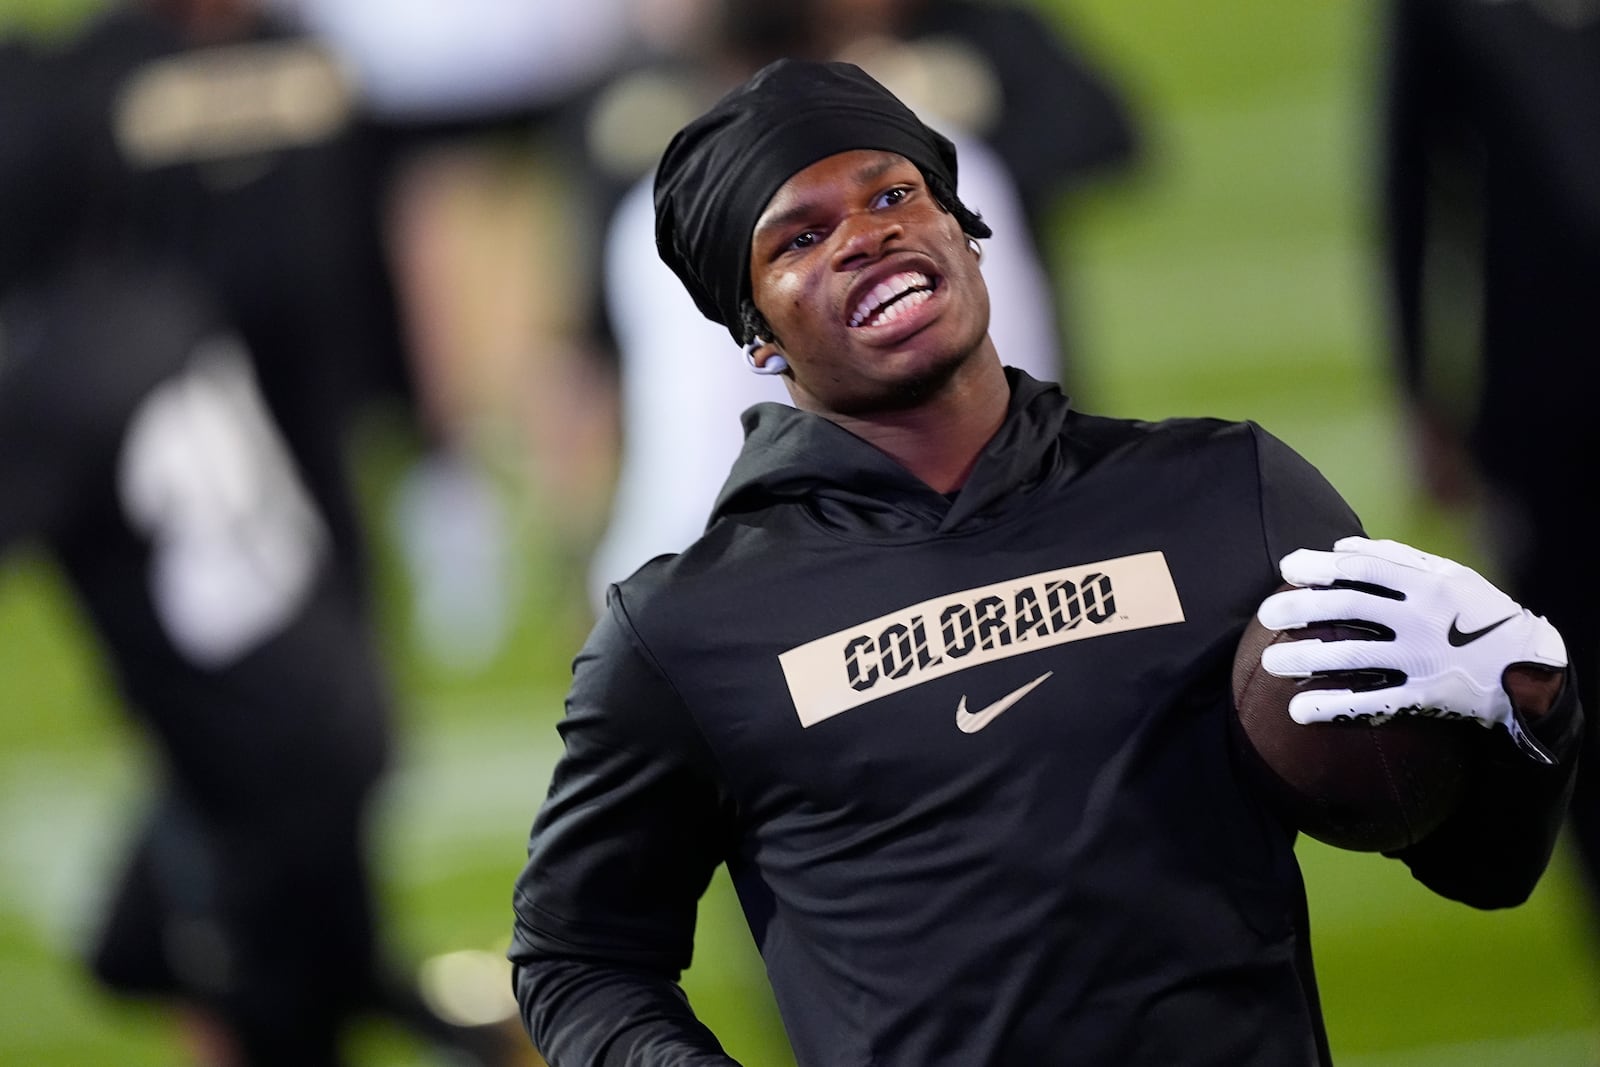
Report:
507,60,1583,1067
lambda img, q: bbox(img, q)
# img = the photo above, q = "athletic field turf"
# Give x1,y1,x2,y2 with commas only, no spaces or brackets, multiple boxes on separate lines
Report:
2,1,1597,1062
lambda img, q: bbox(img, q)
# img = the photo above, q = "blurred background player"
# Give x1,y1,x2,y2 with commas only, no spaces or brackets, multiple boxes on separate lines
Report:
279,0,639,660
1378,0,1600,936
0,1,537,1062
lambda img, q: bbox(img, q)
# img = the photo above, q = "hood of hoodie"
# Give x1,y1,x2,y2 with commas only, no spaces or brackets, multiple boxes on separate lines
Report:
709,368,1071,540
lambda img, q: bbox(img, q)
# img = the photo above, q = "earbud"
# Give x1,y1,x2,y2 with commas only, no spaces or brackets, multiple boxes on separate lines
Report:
743,337,789,376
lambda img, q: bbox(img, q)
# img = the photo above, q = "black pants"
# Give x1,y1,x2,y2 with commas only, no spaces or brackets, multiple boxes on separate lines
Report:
90,781,383,1066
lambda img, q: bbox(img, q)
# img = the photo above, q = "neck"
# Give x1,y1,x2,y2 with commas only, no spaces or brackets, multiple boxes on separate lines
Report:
822,350,1011,494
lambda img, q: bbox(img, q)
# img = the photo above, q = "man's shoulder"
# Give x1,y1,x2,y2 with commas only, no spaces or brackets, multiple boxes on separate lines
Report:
609,519,758,608
1063,408,1263,457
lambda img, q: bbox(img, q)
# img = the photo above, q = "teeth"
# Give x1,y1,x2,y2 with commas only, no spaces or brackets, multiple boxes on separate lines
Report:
850,271,932,327
873,289,931,326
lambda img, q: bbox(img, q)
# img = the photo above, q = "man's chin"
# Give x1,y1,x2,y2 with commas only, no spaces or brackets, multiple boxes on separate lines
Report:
840,355,965,414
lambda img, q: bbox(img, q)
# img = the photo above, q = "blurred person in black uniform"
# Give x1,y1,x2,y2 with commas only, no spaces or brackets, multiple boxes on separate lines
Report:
1379,0,1600,911
0,2,534,1063
1,0,405,583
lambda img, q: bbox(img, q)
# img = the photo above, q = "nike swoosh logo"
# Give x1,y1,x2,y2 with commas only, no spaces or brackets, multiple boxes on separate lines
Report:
1447,613,1517,646
956,672,1054,733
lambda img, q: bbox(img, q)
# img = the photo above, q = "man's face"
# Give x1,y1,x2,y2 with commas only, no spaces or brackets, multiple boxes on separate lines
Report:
748,149,990,416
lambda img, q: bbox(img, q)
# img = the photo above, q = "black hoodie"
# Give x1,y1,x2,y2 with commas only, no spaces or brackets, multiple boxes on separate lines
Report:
510,370,1580,1066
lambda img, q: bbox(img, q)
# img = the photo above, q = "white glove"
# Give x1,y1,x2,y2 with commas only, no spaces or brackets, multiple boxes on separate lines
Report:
1257,536,1567,762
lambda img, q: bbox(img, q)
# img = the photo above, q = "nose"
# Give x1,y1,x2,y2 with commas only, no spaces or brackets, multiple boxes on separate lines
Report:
830,210,901,269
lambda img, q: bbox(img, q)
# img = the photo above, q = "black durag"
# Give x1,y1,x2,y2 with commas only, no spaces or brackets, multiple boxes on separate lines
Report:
652,58,990,346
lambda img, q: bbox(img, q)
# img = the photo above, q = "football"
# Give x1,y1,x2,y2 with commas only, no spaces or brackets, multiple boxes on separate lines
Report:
1231,609,1472,853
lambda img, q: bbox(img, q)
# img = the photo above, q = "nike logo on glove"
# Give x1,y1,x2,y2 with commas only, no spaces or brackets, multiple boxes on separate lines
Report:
1447,613,1517,646
956,672,1054,734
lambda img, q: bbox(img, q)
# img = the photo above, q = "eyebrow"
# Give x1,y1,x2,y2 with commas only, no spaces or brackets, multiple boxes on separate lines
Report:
754,154,909,238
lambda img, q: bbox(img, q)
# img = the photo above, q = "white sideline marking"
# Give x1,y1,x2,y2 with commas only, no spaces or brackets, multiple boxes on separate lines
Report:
0,751,143,949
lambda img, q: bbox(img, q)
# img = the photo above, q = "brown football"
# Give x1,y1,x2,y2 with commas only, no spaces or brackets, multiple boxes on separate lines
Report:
1231,611,1472,852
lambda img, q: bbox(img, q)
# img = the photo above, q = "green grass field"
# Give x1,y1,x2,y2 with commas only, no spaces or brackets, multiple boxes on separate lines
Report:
3,0,1599,1063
